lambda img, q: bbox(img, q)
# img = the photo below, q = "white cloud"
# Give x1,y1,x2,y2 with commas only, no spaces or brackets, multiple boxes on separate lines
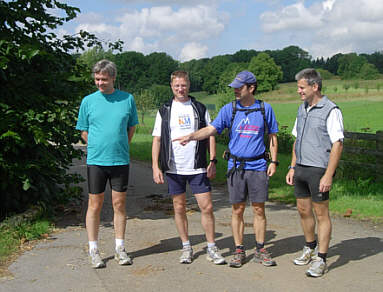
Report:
259,0,383,58
179,42,209,61
73,5,227,59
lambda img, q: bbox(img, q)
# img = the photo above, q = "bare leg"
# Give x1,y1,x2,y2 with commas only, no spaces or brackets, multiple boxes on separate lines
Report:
112,190,127,240
86,193,105,242
231,203,246,246
296,197,316,243
195,192,215,243
172,193,189,242
313,200,332,253
252,202,266,244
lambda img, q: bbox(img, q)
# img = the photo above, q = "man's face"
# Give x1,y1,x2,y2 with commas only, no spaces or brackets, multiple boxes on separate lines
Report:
171,77,190,101
234,84,253,100
94,72,115,94
297,79,318,105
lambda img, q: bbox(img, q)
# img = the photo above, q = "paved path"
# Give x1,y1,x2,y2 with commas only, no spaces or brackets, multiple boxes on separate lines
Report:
1,154,383,292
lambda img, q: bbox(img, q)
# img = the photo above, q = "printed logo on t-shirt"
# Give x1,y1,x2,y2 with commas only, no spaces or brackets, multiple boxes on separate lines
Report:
178,114,192,129
236,117,260,138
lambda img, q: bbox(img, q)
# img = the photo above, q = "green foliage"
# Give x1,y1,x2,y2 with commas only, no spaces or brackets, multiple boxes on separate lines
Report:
0,0,121,219
217,62,248,94
248,52,283,92
202,55,232,94
135,89,157,125
359,63,380,80
338,53,368,79
317,68,334,80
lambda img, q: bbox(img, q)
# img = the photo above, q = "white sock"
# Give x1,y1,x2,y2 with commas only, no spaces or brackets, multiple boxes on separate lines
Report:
182,241,191,249
115,239,124,251
89,241,98,253
207,242,216,249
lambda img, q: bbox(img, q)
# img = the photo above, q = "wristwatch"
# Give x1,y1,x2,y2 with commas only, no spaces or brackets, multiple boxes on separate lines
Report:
210,158,218,164
270,161,279,166
288,165,295,170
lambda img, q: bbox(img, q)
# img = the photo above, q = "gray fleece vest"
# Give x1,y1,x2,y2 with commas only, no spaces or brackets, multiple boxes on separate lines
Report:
295,96,338,168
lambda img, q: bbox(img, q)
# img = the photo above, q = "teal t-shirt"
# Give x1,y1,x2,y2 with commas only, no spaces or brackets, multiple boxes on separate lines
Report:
76,90,139,166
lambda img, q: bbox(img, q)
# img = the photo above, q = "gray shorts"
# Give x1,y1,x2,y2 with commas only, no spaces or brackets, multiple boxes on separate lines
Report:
294,164,329,202
227,170,269,204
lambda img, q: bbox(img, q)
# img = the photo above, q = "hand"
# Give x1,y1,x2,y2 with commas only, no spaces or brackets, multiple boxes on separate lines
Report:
286,169,295,185
172,134,191,146
267,163,276,177
153,167,164,184
319,174,333,193
207,162,216,179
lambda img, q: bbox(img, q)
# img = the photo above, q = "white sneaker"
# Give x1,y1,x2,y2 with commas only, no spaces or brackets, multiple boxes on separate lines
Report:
89,249,105,269
206,246,226,265
179,246,193,264
115,246,133,265
294,246,317,266
306,255,327,277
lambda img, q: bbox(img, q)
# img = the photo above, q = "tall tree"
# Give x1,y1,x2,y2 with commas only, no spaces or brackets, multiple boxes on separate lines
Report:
202,55,232,94
248,53,283,92
0,0,121,218
337,53,368,79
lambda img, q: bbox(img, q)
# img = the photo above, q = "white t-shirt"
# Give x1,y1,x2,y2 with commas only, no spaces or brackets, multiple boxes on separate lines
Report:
292,107,344,143
152,99,211,175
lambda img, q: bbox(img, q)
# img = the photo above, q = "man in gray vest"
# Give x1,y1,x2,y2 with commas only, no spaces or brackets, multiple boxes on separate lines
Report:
286,68,344,277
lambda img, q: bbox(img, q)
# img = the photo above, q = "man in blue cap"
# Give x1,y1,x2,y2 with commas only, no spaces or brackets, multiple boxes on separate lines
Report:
174,70,279,268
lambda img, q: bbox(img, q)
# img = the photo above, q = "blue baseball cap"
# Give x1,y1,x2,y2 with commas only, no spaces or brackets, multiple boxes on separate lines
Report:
228,71,257,88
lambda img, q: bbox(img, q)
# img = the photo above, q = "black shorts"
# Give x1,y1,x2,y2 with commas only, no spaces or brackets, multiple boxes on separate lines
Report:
294,164,329,202
87,164,130,194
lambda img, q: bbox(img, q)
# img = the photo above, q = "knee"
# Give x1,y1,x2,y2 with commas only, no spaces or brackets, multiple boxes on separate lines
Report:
200,203,213,215
173,202,186,215
253,207,265,219
112,199,126,212
232,206,245,218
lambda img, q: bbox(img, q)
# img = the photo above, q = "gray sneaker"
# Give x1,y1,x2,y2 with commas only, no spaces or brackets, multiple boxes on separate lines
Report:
294,246,317,266
206,246,226,265
253,248,276,266
229,249,246,268
306,255,327,277
179,246,193,264
115,246,133,265
89,249,105,269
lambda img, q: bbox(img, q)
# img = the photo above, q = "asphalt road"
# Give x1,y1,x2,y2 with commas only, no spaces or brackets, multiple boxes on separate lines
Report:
1,155,383,292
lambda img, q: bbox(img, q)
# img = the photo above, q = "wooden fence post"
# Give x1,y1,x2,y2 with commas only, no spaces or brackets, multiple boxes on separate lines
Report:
377,131,383,182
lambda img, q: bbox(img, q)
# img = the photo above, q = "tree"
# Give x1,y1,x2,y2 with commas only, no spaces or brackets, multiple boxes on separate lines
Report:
248,53,283,93
359,63,380,80
135,89,156,125
202,55,232,94
337,53,368,79
217,62,248,93
0,0,122,219
146,52,179,86
148,84,173,107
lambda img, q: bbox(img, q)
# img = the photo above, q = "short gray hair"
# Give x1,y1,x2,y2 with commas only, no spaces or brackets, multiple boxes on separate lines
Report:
92,59,117,78
295,68,322,91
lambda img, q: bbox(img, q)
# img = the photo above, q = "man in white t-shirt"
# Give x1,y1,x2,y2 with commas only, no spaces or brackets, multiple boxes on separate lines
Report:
286,68,344,277
152,71,225,265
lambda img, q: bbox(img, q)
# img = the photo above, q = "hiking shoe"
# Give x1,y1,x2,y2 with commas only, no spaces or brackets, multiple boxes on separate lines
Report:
306,256,327,277
179,246,193,264
115,246,133,265
294,246,317,266
89,249,105,269
206,246,226,265
229,249,246,268
253,248,276,266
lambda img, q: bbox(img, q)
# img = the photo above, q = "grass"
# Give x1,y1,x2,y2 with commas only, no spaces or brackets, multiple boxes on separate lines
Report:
0,216,52,264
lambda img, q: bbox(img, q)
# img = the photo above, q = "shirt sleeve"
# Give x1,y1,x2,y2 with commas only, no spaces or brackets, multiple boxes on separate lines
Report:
266,104,279,134
75,98,89,131
292,118,298,137
152,111,162,137
211,104,230,134
128,95,139,128
327,108,344,143
205,109,212,126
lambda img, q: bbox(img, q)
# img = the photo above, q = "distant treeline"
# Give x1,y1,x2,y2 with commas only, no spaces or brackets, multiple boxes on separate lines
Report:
77,46,383,95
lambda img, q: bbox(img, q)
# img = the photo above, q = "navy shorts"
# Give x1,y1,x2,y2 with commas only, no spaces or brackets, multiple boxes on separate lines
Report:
294,164,329,202
87,164,130,194
227,170,269,204
166,173,211,196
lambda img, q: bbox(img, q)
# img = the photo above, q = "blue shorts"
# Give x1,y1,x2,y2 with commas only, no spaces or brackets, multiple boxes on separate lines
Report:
166,173,211,195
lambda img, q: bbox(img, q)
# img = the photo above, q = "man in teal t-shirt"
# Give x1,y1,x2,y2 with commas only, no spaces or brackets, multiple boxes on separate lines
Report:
76,59,139,269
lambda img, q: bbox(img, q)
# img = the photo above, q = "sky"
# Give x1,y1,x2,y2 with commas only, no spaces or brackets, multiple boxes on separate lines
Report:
57,0,383,62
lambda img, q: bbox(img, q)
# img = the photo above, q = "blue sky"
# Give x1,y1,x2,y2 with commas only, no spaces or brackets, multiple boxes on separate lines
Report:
58,0,383,62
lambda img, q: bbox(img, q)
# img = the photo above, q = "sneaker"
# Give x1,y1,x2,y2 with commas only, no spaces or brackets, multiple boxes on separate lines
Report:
229,249,246,268
89,249,105,269
115,246,133,265
253,248,276,266
206,246,226,265
179,246,193,264
294,246,317,266
306,256,327,277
